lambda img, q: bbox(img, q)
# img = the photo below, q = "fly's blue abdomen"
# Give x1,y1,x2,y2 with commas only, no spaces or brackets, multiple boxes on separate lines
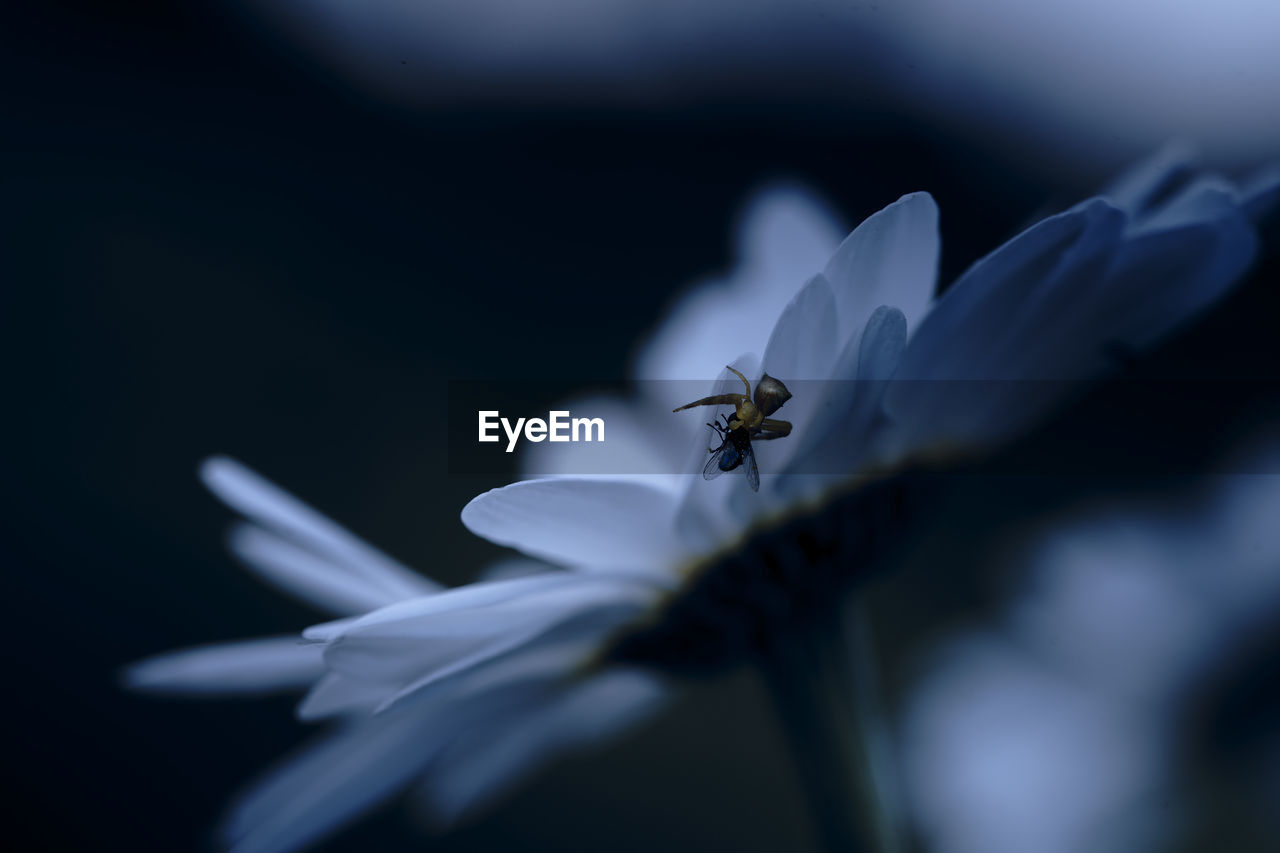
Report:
720,446,741,471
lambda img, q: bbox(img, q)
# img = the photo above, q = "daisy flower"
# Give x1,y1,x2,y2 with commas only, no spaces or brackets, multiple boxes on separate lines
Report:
128,147,1277,852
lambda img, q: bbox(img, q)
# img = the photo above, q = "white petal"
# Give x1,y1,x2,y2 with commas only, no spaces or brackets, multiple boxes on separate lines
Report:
369,605,646,714
889,191,1255,458
390,632,613,726
1101,139,1198,216
751,274,841,478
451,633,615,696
462,478,687,575
338,577,653,644
301,617,358,643
515,394,684,489
856,305,908,382
1089,189,1256,354
338,628,507,684
325,624,523,689
124,637,323,695
637,185,842,381
823,191,939,343
323,575,653,687
201,456,440,600
423,668,669,824
326,575,576,639
1127,174,1242,236
223,700,442,853
884,199,1126,453
299,620,624,721
235,641,597,849
233,636,655,851
296,673,389,720
1239,162,1280,223
742,184,847,287
761,273,839,381
229,524,405,616
773,306,906,503
895,199,1125,382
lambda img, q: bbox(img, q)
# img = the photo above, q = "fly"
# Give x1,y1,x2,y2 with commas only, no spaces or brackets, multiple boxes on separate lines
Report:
673,366,794,492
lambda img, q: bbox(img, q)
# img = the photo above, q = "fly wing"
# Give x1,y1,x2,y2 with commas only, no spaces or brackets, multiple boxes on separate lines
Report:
742,441,760,492
703,446,729,480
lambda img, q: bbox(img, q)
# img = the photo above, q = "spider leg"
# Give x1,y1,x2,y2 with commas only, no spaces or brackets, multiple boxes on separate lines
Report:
753,418,792,439
724,365,753,397
672,393,747,412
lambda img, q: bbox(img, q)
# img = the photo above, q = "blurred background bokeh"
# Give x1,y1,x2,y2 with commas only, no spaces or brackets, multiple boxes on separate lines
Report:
4,1,1279,850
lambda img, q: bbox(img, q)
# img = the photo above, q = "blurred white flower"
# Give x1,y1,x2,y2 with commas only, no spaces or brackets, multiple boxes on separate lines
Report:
903,442,1280,853
249,1,1280,168
128,147,1277,852
126,459,442,698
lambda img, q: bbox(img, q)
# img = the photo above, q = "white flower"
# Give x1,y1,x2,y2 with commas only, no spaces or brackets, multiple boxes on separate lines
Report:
129,147,1277,852
902,440,1280,853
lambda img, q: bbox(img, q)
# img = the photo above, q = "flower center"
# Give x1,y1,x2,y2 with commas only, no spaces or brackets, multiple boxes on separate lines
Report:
605,470,938,674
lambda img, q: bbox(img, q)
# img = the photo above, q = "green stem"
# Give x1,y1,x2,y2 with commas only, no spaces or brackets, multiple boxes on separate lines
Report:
759,598,903,853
